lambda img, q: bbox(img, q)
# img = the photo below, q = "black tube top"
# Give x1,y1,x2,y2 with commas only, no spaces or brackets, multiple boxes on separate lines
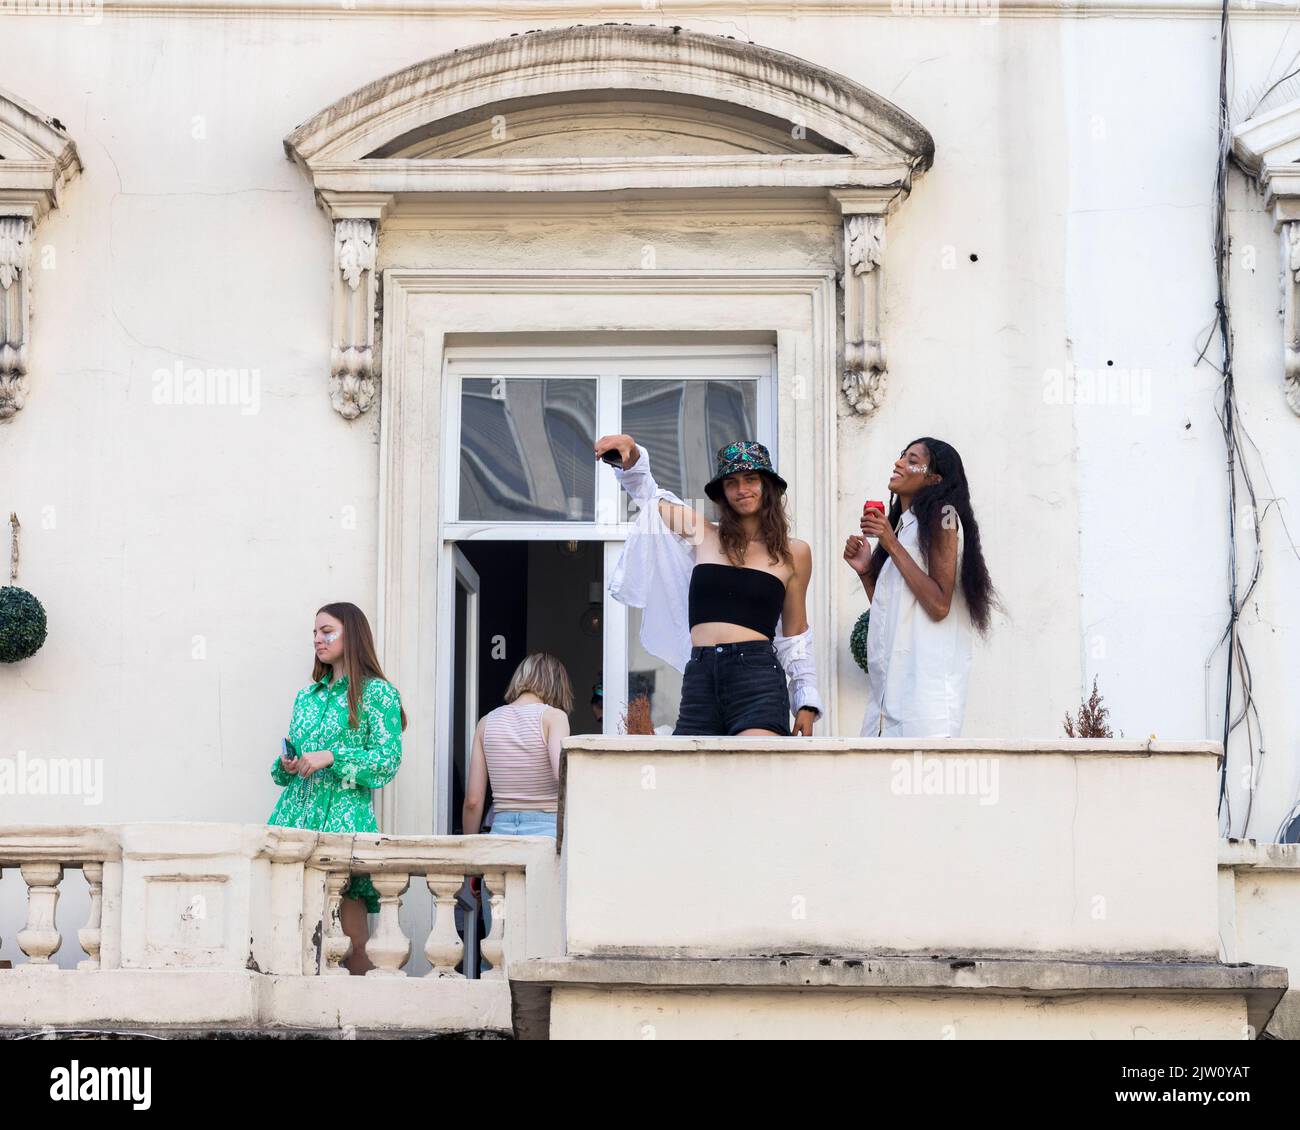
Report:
688,563,785,639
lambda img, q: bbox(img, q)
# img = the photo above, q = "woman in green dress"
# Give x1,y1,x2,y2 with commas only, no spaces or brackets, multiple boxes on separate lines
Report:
268,601,406,975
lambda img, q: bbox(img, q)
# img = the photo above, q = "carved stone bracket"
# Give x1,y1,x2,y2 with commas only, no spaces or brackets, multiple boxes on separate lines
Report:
332,217,378,419
1232,100,1300,416
321,193,393,420
831,188,899,417
0,87,82,420
0,217,34,420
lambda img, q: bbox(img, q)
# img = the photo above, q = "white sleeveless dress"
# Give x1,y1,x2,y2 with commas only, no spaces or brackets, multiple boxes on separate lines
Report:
860,509,975,738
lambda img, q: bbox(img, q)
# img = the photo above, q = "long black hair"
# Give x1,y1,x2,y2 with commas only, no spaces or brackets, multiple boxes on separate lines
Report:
865,437,999,634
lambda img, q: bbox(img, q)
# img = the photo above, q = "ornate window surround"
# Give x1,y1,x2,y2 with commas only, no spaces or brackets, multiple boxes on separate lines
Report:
0,88,82,420
283,24,935,421
1233,98,1300,415
375,268,837,833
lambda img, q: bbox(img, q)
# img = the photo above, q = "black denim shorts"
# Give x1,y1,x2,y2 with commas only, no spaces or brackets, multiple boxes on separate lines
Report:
673,640,791,736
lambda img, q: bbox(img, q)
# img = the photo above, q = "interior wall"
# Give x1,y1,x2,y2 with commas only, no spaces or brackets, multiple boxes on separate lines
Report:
525,541,603,736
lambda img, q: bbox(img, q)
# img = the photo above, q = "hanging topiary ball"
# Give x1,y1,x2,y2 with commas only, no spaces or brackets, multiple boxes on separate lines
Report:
849,609,870,674
0,585,47,663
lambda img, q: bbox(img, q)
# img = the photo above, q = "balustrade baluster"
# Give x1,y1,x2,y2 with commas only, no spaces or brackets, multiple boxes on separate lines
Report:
424,872,466,978
322,872,352,976
365,871,410,976
479,868,507,980
17,861,63,969
77,862,103,971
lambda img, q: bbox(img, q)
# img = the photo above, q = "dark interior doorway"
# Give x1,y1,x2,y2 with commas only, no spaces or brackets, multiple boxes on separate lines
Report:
449,539,604,835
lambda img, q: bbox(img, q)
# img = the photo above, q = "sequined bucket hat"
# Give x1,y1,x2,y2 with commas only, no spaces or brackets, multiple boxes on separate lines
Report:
703,440,788,503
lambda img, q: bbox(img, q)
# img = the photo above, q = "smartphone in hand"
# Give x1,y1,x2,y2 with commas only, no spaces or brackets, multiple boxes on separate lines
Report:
282,738,298,761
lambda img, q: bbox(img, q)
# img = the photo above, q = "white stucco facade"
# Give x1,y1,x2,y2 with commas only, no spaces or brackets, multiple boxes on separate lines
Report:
2,2,1300,994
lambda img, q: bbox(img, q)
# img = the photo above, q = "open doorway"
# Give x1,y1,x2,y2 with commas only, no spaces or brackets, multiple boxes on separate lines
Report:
448,539,605,835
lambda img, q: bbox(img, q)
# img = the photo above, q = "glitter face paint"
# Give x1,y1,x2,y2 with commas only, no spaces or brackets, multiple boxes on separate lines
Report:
321,631,340,644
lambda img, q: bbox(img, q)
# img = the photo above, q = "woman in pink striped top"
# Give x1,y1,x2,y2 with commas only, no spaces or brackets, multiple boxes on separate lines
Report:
463,653,572,839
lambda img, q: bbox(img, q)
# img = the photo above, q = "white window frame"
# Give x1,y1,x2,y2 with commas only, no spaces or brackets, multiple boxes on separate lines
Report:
440,343,776,739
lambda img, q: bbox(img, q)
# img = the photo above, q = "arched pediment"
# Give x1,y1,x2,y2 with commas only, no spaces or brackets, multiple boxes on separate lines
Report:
285,26,935,421
285,24,934,195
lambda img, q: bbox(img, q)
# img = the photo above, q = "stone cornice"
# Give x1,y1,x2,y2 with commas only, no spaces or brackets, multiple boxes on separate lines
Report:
0,87,82,222
59,0,1300,19
304,155,916,197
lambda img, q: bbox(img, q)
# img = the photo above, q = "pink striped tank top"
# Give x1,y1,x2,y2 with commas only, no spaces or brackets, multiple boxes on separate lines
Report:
482,701,559,812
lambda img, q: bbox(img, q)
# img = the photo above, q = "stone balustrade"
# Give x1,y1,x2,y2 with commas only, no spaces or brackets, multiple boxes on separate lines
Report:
0,826,119,973
4,740,1300,1040
0,823,561,1036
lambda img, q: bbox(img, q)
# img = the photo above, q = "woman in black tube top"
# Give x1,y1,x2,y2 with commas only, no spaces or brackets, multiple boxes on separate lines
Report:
593,434,817,738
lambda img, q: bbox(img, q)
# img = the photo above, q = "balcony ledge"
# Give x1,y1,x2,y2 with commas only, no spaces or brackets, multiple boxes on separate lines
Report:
510,954,1288,1040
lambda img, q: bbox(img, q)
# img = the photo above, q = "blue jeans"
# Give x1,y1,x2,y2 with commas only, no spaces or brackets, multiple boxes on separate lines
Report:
481,811,555,940
489,810,557,838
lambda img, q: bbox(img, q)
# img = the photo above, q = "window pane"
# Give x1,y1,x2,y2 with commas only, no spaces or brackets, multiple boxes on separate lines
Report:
620,379,759,506
459,378,597,521
627,606,683,735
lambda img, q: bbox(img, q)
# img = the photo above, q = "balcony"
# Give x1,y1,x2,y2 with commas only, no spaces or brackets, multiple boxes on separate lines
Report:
0,824,560,1037
1,738,1297,1039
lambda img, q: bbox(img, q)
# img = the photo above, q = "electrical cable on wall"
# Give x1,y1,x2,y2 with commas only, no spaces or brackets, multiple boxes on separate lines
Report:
1197,0,1260,840
1198,5,1300,842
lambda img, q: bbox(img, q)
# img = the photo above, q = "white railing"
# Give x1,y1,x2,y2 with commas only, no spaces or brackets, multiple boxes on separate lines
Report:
0,823,562,1035
0,826,117,972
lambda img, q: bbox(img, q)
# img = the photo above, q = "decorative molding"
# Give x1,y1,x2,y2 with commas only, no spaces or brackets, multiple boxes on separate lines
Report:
284,25,934,170
377,270,839,831
0,217,34,420
0,88,82,222
331,218,379,419
303,155,916,198
319,192,392,419
831,188,901,416
1232,98,1300,416
0,89,82,420
287,27,932,420
86,0,1300,22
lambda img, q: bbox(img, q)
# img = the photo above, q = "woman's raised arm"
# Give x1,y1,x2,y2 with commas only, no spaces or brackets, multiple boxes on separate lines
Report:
594,434,710,544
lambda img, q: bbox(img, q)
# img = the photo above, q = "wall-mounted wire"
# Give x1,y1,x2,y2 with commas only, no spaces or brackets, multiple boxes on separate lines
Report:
1202,2,1300,841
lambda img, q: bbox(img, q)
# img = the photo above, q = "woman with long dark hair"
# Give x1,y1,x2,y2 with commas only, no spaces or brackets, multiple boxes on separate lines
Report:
844,438,997,737
268,601,406,974
596,434,822,736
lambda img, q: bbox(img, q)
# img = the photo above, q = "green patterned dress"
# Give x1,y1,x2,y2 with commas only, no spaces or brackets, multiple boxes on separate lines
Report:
268,673,403,913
